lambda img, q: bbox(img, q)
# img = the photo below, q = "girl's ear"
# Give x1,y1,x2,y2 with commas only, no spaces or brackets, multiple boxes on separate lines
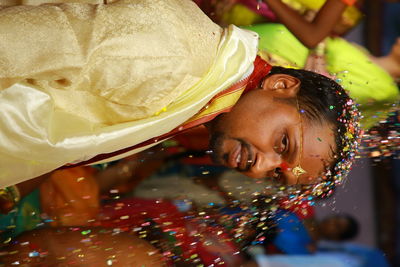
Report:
261,74,300,98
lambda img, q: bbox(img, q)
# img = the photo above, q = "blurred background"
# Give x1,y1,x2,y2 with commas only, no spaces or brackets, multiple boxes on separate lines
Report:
329,1,400,265
0,1,399,266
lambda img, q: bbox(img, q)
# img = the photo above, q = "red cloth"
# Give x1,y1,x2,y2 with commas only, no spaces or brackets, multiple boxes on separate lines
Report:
97,198,242,266
279,198,315,220
244,56,272,93
341,0,356,6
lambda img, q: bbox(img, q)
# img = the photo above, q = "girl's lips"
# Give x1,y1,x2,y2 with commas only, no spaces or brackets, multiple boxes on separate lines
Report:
227,143,242,168
237,144,253,172
238,144,247,170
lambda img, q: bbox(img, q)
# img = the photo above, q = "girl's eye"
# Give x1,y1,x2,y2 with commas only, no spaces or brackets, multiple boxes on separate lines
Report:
280,134,288,154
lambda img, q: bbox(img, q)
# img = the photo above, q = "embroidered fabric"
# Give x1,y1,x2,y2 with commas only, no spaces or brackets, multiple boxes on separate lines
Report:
0,0,258,186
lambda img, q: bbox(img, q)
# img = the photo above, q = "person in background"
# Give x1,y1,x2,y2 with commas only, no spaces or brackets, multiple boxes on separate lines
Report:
268,212,359,254
196,0,399,130
248,213,389,267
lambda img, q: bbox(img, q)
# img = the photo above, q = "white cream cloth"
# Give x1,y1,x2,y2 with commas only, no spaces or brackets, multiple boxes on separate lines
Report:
0,0,258,187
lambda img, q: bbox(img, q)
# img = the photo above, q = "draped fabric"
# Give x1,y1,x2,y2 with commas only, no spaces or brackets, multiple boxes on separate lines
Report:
0,0,222,125
0,0,105,5
0,0,258,187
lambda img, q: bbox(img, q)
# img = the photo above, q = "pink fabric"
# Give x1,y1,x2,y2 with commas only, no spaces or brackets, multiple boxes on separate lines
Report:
239,0,278,21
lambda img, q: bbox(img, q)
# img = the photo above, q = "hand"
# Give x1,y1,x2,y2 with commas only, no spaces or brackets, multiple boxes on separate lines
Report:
304,43,335,79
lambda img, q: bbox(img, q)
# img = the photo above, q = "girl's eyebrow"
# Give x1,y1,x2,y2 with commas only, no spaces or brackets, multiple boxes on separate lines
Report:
328,144,337,164
329,144,336,158
287,128,299,165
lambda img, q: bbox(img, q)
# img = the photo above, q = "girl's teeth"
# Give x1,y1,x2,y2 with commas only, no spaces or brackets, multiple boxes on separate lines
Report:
236,154,241,163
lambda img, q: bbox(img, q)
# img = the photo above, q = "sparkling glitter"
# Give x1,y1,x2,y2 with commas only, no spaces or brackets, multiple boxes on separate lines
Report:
81,230,91,235
28,251,39,257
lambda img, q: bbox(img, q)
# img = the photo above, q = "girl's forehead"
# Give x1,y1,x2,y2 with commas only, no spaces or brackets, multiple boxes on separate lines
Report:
298,122,337,184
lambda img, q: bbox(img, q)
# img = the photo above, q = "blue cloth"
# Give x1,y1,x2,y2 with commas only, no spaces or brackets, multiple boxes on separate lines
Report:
0,189,42,243
272,209,313,254
318,241,390,267
341,243,389,267
382,3,400,55
256,253,362,267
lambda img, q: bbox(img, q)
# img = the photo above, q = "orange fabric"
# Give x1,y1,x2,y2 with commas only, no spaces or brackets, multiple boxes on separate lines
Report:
40,166,99,226
341,0,356,6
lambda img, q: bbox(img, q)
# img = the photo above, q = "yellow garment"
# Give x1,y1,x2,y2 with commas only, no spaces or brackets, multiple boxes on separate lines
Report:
0,0,258,187
0,0,221,124
223,0,362,34
0,0,105,5
287,0,362,32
